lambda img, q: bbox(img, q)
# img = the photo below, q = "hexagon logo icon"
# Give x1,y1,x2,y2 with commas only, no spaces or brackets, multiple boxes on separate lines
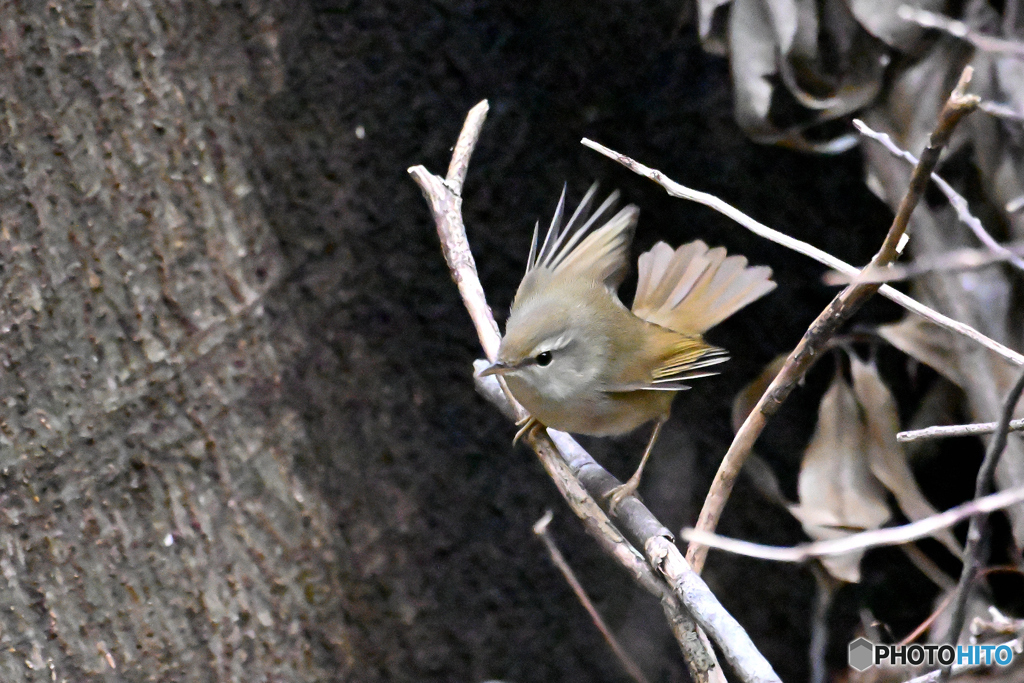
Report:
848,638,875,672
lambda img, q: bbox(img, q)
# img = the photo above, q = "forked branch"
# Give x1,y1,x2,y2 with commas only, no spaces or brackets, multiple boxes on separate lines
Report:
410,100,781,683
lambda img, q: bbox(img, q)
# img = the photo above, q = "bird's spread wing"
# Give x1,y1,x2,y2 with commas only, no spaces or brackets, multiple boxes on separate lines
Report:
516,184,638,305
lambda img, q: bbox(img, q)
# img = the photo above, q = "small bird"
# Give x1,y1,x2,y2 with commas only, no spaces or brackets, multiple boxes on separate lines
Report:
480,184,776,510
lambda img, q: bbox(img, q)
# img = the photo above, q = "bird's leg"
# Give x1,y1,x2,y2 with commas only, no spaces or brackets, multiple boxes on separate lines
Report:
513,415,542,445
607,418,665,513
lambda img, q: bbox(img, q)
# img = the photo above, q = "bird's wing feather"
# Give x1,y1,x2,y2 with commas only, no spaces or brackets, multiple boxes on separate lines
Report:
602,330,728,392
518,184,638,303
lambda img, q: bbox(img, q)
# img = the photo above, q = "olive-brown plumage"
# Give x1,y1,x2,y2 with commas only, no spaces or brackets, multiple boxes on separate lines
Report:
482,185,775,508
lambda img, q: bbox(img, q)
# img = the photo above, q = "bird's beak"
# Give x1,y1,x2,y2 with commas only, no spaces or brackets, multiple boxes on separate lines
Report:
478,361,510,377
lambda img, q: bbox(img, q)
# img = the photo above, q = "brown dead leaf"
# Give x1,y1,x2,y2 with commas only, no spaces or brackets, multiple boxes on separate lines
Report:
778,0,886,117
850,355,963,558
789,370,890,582
862,34,971,160
878,315,969,387
697,0,733,55
845,0,943,50
730,0,779,135
728,0,861,151
879,315,1024,403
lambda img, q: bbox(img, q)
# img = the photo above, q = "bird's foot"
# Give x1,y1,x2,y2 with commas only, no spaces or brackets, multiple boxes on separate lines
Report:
605,478,641,514
513,416,541,445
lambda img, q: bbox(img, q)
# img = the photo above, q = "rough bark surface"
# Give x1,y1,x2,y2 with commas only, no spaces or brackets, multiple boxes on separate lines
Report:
0,2,350,680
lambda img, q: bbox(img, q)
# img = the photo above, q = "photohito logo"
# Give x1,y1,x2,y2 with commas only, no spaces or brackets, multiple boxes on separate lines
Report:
848,638,1017,672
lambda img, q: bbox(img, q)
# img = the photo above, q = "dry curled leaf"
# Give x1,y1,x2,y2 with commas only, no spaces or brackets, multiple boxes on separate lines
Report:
789,370,890,583
850,355,963,558
697,0,733,55
846,0,943,50
879,315,1024,402
789,353,963,582
878,315,969,388
717,0,900,152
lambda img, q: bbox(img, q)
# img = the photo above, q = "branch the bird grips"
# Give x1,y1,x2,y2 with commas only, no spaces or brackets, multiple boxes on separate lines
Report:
482,184,776,509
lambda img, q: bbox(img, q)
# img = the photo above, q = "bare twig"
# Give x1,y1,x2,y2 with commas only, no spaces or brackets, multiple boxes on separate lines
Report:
678,483,1024,562
809,564,838,683
412,100,776,683
643,533,780,683
638,68,979,574
979,99,1024,123
534,511,651,683
899,5,1024,58
579,140,1024,369
409,102,501,362
854,119,1024,273
898,591,956,646
898,417,1024,443
823,243,1024,285
939,368,1024,680
481,374,726,683
901,637,1024,683
476,370,745,683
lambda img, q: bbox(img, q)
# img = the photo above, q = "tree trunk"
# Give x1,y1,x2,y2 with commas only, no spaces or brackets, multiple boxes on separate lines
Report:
0,2,352,680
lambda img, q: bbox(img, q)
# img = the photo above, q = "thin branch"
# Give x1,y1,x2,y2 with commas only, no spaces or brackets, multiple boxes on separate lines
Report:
678,483,1024,562
412,101,772,683
939,367,1024,680
854,119,1024,272
898,417,1024,443
898,591,956,646
644,533,781,683
898,5,1024,58
808,564,838,683
409,101,500,362
979,99,1024,123
823,243,1024,285
534,511,651,683
590,68,984,575
476,370,738,683
901,637,1024,683
444,100,488,197
578,142,1024,369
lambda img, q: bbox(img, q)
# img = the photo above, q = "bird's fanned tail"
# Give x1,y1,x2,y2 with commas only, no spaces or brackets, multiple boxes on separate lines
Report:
632,240,776,336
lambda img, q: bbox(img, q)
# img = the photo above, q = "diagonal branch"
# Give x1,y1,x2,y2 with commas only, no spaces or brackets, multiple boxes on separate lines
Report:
898,5,1024,58
410,100,783,683
577,142,1023,366
585,67,990,574
534,511,651,683
473,370,725,683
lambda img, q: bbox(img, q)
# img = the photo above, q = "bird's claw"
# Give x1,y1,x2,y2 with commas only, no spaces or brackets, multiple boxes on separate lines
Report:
513,416,541,445
605,481,640,514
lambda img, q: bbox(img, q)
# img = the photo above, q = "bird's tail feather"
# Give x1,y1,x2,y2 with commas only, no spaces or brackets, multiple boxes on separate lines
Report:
632,240,775,335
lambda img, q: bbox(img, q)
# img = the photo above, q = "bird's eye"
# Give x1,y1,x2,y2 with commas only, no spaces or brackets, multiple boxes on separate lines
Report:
535,351,553,366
